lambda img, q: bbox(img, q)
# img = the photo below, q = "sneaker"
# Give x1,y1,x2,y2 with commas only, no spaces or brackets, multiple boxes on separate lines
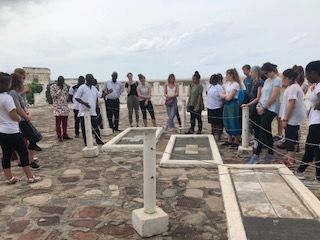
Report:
30,161,40,170
303,178,320,187
247,155,259,164
294,170,305,180
75,134,80,138
114,129,122,132
273,135,283,142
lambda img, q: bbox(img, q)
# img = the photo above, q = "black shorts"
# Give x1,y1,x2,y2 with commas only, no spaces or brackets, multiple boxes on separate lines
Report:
285,124,299,151
208,108,223,125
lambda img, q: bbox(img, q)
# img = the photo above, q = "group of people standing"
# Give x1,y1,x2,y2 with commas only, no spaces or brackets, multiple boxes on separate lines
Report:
0,69,41,184
1,60,320,184
197,61,320,184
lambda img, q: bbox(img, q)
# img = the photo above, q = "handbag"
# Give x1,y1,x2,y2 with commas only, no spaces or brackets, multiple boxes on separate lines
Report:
19,120,43,143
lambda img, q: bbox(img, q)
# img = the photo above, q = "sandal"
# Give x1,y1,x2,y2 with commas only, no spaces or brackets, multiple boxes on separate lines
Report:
27,175,41,184
6,177,20,185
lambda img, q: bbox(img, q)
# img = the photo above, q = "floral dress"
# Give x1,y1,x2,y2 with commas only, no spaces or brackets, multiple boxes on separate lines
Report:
50,84,69,116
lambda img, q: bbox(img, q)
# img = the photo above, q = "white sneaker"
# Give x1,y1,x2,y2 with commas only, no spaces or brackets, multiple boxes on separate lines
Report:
303,178,320,187
294,170,305,180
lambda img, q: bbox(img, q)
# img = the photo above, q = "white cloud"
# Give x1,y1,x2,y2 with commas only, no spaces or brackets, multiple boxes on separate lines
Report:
0,0,319,80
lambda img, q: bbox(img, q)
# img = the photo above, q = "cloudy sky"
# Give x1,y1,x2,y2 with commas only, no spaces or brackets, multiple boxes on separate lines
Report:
0,0,319,81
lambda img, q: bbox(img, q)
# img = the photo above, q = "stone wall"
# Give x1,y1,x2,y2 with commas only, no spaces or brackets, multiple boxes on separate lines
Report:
24,67,51,85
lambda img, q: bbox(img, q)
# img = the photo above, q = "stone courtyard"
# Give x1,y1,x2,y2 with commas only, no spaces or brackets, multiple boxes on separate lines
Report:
0,105,320,240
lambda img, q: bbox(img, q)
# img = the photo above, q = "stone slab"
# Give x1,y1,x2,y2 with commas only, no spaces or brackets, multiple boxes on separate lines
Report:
243,217,320,240
160,135,223,168
185,144,199,155
219,164,320,240
102,127,163,152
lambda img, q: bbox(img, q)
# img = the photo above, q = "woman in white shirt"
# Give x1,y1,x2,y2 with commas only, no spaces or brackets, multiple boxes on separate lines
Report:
247,62,281,164
296,61,320,184
0,73,40,184
164,74,179,132
137,74,156,127
207,74,224,140
280,69,306,168
220,68,241,148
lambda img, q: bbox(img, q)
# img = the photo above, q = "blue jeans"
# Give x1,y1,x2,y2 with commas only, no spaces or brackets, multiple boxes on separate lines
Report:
166,104,177,129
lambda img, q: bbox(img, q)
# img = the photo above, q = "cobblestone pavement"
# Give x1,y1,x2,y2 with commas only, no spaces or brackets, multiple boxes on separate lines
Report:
0,105,319,240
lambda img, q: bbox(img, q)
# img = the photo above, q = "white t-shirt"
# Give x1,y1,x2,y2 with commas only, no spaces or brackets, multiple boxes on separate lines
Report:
308,83,320,126
69,85,83,110
279,83,306,125
74,85,101,117
207,84,224,109
0,93,20,134
224,81,240,100
259,77,282,114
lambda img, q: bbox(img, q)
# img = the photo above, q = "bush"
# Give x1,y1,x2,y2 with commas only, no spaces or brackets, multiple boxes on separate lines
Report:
46,82,54,104
26,79,43,105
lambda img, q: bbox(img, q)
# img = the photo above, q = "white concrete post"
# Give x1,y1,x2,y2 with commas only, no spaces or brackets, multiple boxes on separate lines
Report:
99,100,113,136
143,130,156,214
238,106,251,152
154,82,159,96
181,99,187,130
82,108,99,157
132,128,169,237
84,109,94,148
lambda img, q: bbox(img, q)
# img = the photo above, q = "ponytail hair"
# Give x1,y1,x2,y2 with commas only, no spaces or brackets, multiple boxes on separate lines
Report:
193,71,201,80
283,68,298,83
292,65,305,86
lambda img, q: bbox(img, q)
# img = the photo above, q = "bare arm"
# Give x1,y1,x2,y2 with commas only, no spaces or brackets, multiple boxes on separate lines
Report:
164,84,168,98
16,105,30,121
9,109,21,122
75,98,90,109
262,86,280,109
125,83,131,94
244,86,262,107
283,99,295,121
224,89,237,101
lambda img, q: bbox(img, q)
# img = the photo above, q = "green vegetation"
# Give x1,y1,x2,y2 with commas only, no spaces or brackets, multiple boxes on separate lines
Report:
26,78,43,105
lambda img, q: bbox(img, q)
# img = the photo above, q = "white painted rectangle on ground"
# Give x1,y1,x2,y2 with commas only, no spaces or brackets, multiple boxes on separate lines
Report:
101,127,163,152
160,135,223,168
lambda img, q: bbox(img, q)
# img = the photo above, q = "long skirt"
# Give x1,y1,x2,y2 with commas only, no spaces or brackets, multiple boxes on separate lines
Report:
223,99,241,136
